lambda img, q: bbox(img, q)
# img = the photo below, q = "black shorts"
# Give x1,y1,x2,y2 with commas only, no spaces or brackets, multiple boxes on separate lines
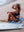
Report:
11,13,19,20
15,17,19,20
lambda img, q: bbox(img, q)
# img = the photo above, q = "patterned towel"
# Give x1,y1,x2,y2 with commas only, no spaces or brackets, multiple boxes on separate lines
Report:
9,17,24,24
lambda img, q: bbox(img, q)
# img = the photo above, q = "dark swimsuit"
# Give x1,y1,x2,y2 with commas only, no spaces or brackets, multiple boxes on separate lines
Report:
11,10,20,21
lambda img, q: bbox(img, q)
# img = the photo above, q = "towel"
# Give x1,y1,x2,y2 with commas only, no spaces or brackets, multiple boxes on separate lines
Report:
9,17,24,24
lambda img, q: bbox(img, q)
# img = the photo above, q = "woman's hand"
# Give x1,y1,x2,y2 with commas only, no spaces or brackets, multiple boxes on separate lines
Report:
7,11,10,14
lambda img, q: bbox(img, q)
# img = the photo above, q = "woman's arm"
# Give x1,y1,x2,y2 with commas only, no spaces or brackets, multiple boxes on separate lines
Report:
11,11,17,13
7,11,17,14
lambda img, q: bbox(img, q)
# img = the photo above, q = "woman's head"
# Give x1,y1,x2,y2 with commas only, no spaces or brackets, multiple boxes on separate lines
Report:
12,4,21,11
16,4,21,11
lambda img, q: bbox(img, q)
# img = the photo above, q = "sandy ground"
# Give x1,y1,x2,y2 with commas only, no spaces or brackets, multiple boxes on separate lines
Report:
0,0,24,32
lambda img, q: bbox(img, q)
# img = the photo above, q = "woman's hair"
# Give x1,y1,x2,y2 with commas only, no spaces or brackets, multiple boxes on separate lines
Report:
16,4,21,11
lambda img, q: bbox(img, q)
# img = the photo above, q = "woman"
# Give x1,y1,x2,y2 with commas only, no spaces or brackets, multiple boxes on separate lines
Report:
7,4,21,22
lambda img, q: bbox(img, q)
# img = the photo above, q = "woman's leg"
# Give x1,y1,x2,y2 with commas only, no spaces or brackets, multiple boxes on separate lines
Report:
8,14,11,22
9,13,18,22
